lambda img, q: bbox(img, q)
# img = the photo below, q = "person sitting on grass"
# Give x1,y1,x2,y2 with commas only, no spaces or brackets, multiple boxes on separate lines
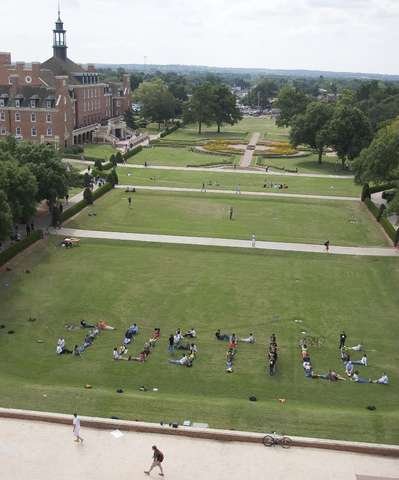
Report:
304,363,313,378
189,343,198,356
239,333,255,344
57,337,65,349
169,354,190,366
340,348,350,363
173,330,182,346
215,329,230,341
351,370,371,384
352,353,368,366
130,351,148,362
73,344,83,356
97,320,115,331
183,328,197,338
152,328,161,340
123,329,134,345
118,344,128,356
372,373,389,385
127,323,139,336
56,343,72,355
345,360,354,377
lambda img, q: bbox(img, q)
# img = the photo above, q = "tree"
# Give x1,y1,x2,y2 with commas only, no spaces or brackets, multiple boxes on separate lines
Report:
108,168,118,186
183,82,216,134
0,190,12,240
276,85,310,127
212,84,242,133
83,187,93,204
245,79,279,108
134,79,176,128
290,102,334,163
0,158,38,222
328,104,372,168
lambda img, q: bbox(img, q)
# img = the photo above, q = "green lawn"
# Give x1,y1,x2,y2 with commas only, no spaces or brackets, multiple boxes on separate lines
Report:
116,167,361,197
167,116,289,142
67,190,387,247
1,238,398,444
128,147,237,167
256,153,350,176
84,144,117,160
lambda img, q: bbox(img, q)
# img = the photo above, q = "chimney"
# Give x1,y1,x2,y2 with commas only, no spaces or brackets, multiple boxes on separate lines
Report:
16,62,25,75
55,75,68,94
9,74,19,96
0,52,11,65
31,62,40,79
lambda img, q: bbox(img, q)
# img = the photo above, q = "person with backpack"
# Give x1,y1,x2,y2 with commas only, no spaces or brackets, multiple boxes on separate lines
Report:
145,445,164,476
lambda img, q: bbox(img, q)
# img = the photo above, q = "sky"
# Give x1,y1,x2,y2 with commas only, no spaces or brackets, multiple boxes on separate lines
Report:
1,0,399,75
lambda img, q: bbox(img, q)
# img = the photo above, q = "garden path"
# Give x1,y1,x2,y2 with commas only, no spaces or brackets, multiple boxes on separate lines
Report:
55,227,399,257
239,132,260,167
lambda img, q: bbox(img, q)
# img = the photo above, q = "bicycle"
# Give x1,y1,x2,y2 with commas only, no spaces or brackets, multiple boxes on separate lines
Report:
262,434,292,448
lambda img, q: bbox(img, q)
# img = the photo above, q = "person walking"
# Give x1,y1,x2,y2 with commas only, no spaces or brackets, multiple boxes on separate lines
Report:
229,206,233,221
65,193,69,205
72,413,84,443
235,184,241,195
144,445,164,476
201,182,206,193
251,233,256,247
168,334,174,353
324,240,330,252
128,196,132,207
339,331,347,349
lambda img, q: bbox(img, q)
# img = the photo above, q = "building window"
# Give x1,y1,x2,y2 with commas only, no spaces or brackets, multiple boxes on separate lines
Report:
15,99,21,108
46,127,53,136
0,99,4,107
0,112,5,121
0,127,7,135
30,100,36,108
46,113,52,123
31,112,36,122
64,112,67,122
46,100,52,109
31,127,37,137
16,127,21,136
15,112,21,122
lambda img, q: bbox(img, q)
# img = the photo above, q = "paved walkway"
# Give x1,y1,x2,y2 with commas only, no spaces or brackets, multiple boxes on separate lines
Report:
54,228,399,257
117,184,359,202
2,417,398,480
64,158,354,180
240,132,260,167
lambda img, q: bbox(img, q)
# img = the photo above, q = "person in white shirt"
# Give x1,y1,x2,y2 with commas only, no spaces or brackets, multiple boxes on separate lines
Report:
168,355,189,366
373,373,389,385
57,337,65,349
72,413,84,443
184,328,196,338
352,354,368,366
239,333,255,344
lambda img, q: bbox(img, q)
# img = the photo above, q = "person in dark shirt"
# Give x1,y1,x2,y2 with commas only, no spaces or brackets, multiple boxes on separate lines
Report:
145,445,164,476
339,331,347,349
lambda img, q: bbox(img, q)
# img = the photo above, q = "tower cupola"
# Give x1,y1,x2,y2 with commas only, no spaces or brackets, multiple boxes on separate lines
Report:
53,5,67,60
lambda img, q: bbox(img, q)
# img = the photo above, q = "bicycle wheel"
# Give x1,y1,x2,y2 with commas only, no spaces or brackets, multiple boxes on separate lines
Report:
281,436,292,448
263,435,274,447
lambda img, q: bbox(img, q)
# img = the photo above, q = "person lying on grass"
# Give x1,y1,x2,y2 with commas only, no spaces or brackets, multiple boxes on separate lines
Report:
97,321,115,331
344,344,363,352
56,343,72,355
345,361,354,377
317,370,346,381
81,320,95,329
168,354,192,366
183,328,196,338
226,360,233,373
372,373,389,385
351,371,371,383
351,353,368,366
130,351,148,362
340,348,350,363
123,329,135,345
239,333,255,344
215,329,230,341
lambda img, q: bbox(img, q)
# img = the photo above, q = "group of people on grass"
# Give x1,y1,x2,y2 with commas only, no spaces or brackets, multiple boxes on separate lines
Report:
215,329,255,373
56,320,115,356
298,331,389,384
168,328,198,367
113,326,161,363
267,334,278,375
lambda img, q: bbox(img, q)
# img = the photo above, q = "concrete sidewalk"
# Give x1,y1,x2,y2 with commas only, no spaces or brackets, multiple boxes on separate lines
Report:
1,417,398,480
116,184,359,202
54,228,399,257
64,158,354,179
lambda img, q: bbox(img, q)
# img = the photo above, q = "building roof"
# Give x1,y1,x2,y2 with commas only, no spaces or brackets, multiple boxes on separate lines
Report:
0,84,56,107
41,56,86,79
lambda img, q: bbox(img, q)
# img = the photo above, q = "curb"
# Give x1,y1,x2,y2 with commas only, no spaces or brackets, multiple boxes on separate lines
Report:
0,407,398,457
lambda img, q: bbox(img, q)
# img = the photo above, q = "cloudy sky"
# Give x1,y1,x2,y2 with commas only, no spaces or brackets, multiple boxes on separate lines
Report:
1,0,399,74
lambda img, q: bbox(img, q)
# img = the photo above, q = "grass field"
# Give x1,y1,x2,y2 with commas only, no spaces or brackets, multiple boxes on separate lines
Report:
116,167,361,197
67,190,387,247
128,147,237,167
166,116,289,142
1,238,398,444
84,144,117,160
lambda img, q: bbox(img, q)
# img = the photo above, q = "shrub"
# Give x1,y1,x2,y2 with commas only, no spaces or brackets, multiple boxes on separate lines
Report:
64,145,83,155
83,187,94,204
123,145,143,161
110,154,117,167
361,183,370,201
115,151,124,164
0,230,43,267
364,198,397,244
94,159,103,171
108,168,119,186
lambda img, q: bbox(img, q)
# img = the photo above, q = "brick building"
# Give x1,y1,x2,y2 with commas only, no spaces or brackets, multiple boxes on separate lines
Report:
0,10,131,148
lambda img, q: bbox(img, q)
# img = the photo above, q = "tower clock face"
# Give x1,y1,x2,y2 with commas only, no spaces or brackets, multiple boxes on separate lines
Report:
25,76,32,84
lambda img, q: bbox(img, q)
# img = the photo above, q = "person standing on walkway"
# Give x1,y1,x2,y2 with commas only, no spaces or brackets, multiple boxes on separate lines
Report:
145,445,164,476
72,413,84,443
324,240,330,252
235,184,241,195
251,234,256,247
128,196,132,208
65,194,69,205
201,182,206,193
229,206,234,221
25,224,31,237
339,331,347,349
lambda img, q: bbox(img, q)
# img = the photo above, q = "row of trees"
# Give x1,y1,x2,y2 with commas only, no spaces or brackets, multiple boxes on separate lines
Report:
0,139,74,240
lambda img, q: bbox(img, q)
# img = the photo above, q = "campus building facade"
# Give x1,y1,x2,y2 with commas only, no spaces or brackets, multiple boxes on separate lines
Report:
0,12,131,147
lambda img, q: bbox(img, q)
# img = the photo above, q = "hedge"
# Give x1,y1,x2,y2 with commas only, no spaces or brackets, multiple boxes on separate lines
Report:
60,182,113,223
123,145,143,161
0,230,43,267
364,198,397,244
64,153,107,162
186,160,234,168
368,183,396,195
